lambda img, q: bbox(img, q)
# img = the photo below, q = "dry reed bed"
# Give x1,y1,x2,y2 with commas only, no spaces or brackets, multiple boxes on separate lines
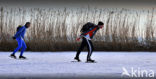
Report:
0,6,156,51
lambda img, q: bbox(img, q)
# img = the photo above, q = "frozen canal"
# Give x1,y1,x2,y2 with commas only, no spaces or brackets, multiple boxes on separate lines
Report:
0,52,155,79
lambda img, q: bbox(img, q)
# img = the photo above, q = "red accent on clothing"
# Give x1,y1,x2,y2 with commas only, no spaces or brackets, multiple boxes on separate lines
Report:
84,27,97,37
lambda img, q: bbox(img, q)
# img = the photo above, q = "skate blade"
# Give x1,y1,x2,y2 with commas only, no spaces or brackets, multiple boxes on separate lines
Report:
85,61,97,63
71,60,81,62
9,56,16,59
18,58,27,60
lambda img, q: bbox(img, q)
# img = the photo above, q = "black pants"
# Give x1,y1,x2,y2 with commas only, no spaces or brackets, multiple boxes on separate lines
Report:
76,37,94,60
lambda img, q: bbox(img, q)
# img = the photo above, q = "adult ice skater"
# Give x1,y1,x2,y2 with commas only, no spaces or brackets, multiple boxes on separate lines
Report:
74,21,104,62
10,22,31,59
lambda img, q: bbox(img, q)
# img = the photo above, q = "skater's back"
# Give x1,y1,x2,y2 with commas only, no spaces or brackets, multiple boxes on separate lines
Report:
80,22,100,40
14,26,26,39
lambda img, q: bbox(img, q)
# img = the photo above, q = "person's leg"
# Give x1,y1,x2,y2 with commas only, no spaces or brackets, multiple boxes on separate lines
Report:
12,38,22,55
88,40,94,59
75,37,87,58
86,39,92,60
20,40,27,56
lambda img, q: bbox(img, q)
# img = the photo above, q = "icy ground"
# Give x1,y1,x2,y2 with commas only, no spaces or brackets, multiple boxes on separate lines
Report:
0,52,155,79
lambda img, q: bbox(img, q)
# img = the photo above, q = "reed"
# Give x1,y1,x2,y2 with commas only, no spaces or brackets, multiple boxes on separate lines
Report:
0,6,156,51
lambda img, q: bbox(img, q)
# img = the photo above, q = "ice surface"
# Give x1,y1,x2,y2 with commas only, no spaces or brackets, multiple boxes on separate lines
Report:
0,52,155,79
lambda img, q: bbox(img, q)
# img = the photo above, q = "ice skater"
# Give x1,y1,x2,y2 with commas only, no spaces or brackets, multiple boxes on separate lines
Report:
74,21,104,62
10,22,31,59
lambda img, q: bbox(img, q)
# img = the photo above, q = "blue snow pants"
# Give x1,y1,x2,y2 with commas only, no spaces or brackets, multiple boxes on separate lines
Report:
12,37,27,56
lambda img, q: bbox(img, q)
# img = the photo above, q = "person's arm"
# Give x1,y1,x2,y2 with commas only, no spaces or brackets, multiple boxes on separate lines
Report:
21,32,25,39
76,27,96,41
76,34,83,41
76,32,86,41
13,27,24,38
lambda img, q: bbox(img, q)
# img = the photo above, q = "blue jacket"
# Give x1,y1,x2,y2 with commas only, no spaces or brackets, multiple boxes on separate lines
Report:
14,26,26,39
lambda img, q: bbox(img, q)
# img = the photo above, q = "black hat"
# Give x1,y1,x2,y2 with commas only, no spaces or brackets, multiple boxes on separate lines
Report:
25,22,30,25
25,22,31,28
98,21,104,25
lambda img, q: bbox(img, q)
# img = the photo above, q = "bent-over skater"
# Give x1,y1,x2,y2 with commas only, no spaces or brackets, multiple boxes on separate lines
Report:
10,22,31,59
74,21,104,62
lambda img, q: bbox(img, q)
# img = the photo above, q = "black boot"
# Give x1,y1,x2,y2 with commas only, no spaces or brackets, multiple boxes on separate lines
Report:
19,56,26,59
10,54,16,59
87,59,95,63
74,57,81,62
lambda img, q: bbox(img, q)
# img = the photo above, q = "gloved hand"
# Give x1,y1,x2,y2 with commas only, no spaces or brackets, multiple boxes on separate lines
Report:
76,38,81,41
12,36,16,40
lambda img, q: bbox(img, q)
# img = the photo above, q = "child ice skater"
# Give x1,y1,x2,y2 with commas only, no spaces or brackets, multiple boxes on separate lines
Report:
10,22,31,59
75,21,104,62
